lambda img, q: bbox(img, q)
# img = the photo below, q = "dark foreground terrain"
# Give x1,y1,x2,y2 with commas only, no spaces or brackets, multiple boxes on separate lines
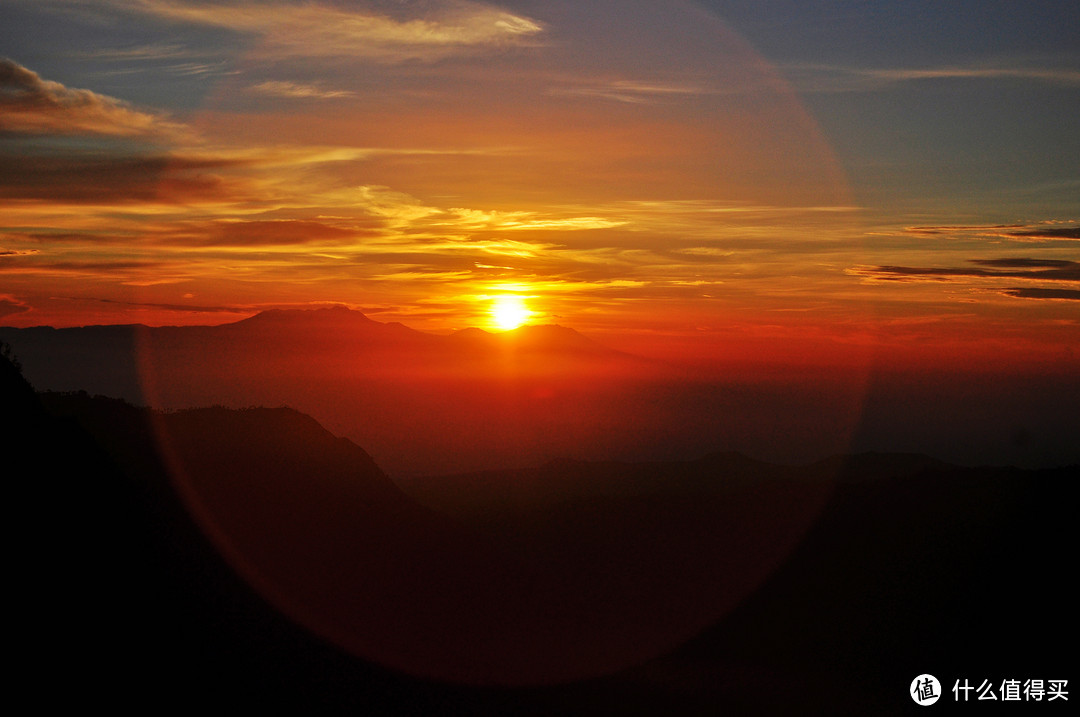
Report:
3,351,1074,714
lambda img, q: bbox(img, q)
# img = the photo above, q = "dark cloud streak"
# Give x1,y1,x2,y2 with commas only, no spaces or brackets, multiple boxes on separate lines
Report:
184,219,364,247
0,152,245,203
901,224,1080,243
78,297,250,314
972,258,1076,269
867,259,1080,282
1008,226,1080,241
1000,288,1080,301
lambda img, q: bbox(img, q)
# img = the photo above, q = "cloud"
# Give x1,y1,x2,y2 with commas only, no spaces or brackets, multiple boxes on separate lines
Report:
347,186,628,236
248,80,356,100
972,258,1078,272
0,58,188,138
1007,226,1080,241
903,224,1025,236
0,132,376,207
1000,288,1080,301
851,258,1080,302
550,80,709,105
96,0,544,62
442,207,624,231
786,62,1080,92
77,43,196,61
855,258,1075,280
902,223,1080,243
0,152,247,203
79,296,250,313
0,258,188,287
355,185,444,225
860,66,1080,85
0,294,32,319
165,219,364,246
73,42,234,78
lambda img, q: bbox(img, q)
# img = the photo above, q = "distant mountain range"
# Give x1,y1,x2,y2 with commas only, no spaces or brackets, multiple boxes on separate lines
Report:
5,350,1074,712
1,308,685,475
4,305,1079,474
0,306,643,398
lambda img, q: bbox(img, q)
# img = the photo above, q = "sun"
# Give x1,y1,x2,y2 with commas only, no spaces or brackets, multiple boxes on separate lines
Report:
491,295,531,330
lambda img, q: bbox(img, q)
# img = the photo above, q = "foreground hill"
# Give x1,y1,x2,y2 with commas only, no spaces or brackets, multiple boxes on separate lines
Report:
5,350,1074,712
15,383,833,687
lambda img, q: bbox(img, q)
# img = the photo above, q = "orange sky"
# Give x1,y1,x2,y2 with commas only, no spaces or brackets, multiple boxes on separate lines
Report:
1,0,1077,369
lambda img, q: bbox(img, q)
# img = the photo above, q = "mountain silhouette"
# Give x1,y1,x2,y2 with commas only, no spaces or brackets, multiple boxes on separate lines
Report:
227,305,442,350
0,309,676,474
5,307,1080,474
21,386,831,686
0,306,647,395
4,345,1074,712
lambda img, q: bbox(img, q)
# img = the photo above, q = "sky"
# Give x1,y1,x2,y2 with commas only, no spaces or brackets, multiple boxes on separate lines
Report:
1,0,1077,367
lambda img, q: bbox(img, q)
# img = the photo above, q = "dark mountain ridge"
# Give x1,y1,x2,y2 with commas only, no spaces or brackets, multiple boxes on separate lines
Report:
4,347,1074,712
0,305,623,355
0,308,678,475
0,305,647,397
4,308,1078,474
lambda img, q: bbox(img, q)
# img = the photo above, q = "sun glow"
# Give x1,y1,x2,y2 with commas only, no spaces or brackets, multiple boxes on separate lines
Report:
491,295,531,330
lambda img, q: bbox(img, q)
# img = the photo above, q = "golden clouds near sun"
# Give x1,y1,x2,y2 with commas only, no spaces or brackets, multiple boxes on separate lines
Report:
491,295,531,330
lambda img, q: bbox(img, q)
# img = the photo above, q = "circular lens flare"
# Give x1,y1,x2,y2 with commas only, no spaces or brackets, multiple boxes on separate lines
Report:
137,0,860,688
491,295,531,330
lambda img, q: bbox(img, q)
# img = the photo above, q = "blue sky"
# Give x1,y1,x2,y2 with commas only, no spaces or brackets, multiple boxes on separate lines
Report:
707,0,1080,218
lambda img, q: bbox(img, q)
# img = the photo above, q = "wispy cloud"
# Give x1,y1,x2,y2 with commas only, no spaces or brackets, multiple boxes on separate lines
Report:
72,43,235,80
850,257,1080,302
77,43,195,61
248,80,356,100
786,62,1080,92
0,294,32,319
853,258,1080,283
91,0,544,62
902,224,1026,236
973,258,1080,276
901,222,1080,243
157,219,366,247
550,80,709,105
78,296,250,313
441,207,624,231
0,57,189,138
347,186,626,235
